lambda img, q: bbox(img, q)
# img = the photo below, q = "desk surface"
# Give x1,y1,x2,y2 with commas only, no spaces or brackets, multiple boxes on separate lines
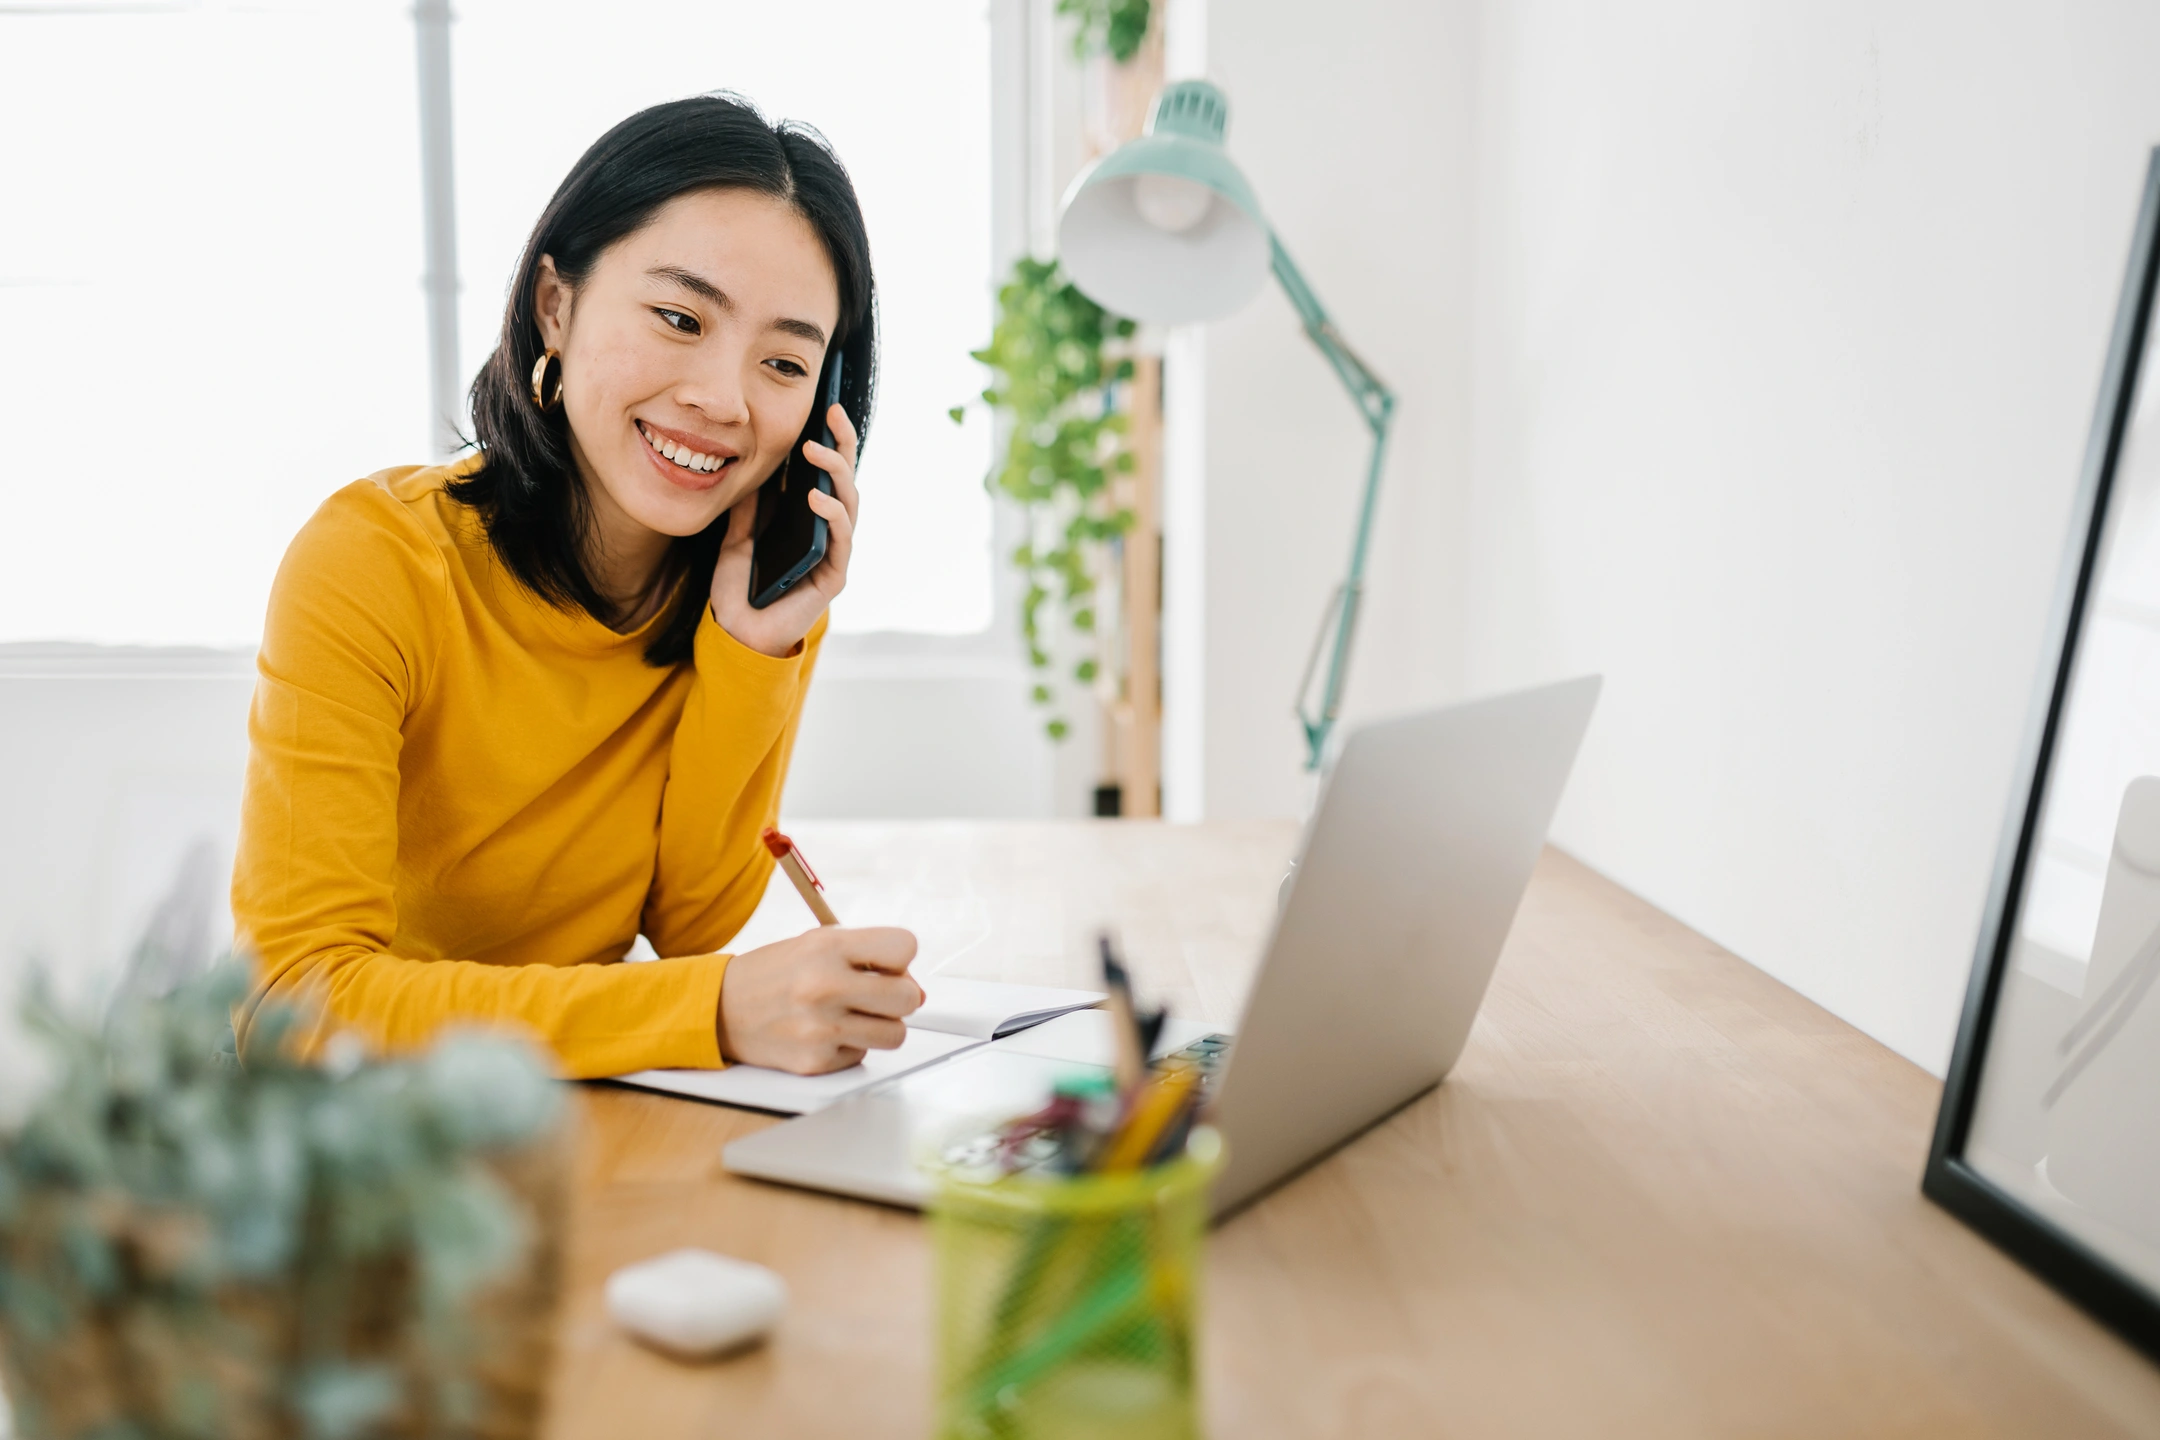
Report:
541,820,2160,1439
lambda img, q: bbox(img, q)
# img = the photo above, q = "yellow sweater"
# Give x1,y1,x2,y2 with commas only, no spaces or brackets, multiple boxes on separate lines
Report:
231,458,822,1077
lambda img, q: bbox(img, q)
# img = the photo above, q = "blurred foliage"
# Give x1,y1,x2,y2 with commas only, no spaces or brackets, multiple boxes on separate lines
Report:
0,966,562,1440
953,257,1136,741
1057,0,1151,63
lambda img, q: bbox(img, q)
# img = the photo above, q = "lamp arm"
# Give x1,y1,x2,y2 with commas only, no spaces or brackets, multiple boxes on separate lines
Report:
1270,233,1398,771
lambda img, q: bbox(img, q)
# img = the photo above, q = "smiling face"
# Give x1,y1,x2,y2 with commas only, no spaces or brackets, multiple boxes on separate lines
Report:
533,187,840,564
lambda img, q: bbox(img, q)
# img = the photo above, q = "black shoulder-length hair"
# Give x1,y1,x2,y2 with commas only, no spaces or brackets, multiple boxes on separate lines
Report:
452,94,877,666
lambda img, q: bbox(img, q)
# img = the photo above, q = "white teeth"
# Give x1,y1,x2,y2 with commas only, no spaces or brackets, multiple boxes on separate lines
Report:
641,421,726,473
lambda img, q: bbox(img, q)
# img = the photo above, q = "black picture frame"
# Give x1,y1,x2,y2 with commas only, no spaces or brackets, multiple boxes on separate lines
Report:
1923,148,2160,1365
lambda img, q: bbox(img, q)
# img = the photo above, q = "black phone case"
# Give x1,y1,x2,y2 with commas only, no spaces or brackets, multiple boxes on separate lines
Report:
748,353,845,610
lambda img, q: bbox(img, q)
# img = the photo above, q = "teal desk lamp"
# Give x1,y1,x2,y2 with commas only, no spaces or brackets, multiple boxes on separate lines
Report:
1059,79,1395,772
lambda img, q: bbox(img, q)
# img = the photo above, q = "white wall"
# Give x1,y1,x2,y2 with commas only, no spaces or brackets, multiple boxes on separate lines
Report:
1191,0,2160,1072
0,648,257,1112
1464,1,2160,1073
782,637,1074,818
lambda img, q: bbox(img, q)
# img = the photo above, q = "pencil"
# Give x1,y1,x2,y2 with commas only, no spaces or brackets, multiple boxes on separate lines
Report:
1095,1062,1201,1173
1098,934,1147,1095
761,827,840,926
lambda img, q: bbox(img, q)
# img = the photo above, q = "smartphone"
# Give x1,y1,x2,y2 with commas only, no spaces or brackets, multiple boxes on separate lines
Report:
749,351,846,610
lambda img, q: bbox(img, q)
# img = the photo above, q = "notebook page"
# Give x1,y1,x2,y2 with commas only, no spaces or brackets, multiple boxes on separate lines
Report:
609,1027,980,1115
912,977,1105,1040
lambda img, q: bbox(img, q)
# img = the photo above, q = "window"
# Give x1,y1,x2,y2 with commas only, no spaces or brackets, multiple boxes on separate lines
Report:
0,0,993,645
0,0,428,647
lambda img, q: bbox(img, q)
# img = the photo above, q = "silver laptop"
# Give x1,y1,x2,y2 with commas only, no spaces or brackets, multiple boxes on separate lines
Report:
723,676,1600,1217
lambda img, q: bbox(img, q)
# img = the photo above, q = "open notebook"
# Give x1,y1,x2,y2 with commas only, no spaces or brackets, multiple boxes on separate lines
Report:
608,976,1103,1115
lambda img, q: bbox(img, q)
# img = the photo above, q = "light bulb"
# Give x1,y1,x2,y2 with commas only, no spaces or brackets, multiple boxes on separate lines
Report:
1133,173,1213,234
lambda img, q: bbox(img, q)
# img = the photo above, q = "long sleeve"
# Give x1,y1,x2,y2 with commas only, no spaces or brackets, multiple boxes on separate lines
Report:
231,479,760,1079
642,609,827,957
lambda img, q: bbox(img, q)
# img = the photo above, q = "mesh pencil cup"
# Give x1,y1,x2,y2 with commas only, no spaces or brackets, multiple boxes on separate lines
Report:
928,1127,1224,1440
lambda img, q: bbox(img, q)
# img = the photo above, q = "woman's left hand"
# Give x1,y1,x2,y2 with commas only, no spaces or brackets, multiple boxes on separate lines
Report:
710,401,858,657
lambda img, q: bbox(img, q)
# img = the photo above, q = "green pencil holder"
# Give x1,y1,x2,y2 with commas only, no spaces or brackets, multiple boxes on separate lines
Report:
928,1127,1224,1440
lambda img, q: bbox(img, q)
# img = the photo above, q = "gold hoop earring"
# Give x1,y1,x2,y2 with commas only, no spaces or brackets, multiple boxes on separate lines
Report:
529,348,564,411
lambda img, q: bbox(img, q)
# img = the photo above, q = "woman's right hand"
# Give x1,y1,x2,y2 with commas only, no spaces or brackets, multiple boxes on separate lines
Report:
716,925,921,1074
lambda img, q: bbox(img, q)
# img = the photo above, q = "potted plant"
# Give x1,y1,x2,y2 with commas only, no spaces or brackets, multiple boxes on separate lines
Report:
0,967,567,1440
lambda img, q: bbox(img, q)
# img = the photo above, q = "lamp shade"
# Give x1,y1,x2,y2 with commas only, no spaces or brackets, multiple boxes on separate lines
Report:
1058,80,1271,325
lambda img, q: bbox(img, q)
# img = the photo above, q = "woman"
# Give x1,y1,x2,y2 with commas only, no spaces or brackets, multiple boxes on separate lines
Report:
232,96,921,1078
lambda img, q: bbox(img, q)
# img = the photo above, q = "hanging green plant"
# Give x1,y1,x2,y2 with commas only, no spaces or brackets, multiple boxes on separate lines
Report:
1056,0,1152,63
951,257,1135,741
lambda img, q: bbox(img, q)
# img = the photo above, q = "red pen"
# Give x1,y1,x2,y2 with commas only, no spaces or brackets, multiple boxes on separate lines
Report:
761,828,921,1004
761,827,841,927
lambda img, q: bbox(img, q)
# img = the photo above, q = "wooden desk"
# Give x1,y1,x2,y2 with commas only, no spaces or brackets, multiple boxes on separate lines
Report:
541,821,2160,1439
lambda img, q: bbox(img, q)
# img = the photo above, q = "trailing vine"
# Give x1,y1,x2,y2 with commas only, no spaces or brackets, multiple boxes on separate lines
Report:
1057,0,1151,64
953,257,1135,741
952,0,1148,743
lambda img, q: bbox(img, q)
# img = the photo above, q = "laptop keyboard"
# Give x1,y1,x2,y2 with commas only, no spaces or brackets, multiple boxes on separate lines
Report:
1163,1032,1234,1083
